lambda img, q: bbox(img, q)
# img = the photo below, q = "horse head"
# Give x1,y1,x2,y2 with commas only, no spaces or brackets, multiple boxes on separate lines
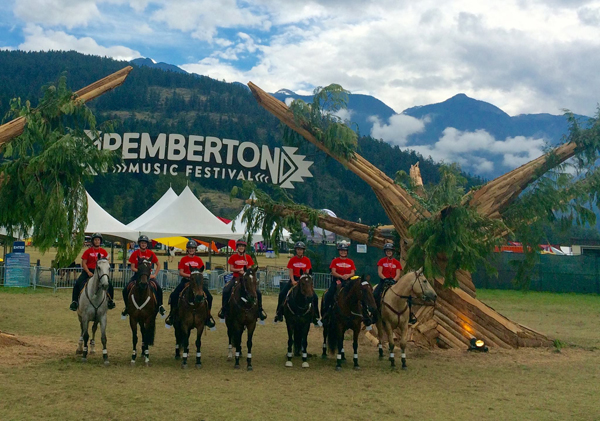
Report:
297,270,314,298
137,257,152,289
95,256,110,291
357,274,378,322
411,270,437,303
188,265,205,305
239,266,258,306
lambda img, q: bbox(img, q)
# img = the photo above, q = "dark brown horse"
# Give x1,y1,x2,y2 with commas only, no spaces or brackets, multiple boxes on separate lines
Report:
125,257,158,366
174,268,208,369
323,275,377,371
225,267,259,371
283,272,317,368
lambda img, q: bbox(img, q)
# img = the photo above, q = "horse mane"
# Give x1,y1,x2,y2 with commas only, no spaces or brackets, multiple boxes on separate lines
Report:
342,276,360,294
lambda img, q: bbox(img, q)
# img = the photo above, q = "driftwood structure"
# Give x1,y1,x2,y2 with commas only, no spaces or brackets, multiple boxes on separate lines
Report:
247,81,573,349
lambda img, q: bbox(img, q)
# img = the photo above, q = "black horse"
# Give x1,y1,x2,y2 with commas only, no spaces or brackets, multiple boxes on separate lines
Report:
283,272,317,368
225,267,259,370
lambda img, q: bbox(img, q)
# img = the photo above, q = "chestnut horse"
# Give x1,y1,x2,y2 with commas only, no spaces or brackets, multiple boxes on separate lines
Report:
283,272,317,368
125,257,158,366
174,268,208,369
374,270,437,369
323,275,377,371
225,267,259,370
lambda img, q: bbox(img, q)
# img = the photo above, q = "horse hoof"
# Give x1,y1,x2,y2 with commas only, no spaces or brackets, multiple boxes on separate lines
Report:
81,358,87,363
196,364,202,369
145,362,152,367
302,362,309,368
353,366,361,371
227,355,233,361
335,366,342,371
130,361,136,367
321,355,327,360
247,366,253,372
181,364,188,370
175,355,181,360
402,366,407,370
104,361,110,367
234,365,240,370
285,361,293,367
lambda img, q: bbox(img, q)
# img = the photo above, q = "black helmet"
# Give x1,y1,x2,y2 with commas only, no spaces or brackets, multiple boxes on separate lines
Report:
138,235,149,244
337,243,349,251
91,233,103,242
383,243,394,251
186,240,198,249
294,241,306,250
236,239,247,247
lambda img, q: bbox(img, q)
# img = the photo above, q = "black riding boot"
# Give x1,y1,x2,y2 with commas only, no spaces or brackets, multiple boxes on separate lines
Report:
203,285,215,328
107,281,115,309
257,290,267,321
218,286,232,319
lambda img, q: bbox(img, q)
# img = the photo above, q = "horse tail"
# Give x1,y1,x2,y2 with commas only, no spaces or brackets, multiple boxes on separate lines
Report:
326,312,338,355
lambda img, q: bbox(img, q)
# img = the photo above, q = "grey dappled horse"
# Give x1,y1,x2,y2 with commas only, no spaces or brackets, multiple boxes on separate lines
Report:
76,258,111,365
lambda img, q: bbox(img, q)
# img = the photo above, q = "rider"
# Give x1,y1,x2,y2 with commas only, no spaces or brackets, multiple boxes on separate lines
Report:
69,233,115,311
321,242,356,319
165,240,216,328
273,241,320,325
217,239,267,321
121,235,166,317
374,242,416,324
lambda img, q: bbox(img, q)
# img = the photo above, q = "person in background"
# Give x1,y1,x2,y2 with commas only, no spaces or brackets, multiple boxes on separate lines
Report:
321,242,356,318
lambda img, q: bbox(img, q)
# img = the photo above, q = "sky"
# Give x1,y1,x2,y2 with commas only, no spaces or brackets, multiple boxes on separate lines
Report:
2,0,600,176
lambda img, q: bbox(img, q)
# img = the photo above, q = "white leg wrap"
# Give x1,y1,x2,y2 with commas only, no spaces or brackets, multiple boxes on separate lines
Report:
144,349,149,355
341,348,345,353
228,344,232,349
323,343,327,348
175,345,179,349
132,350,136,355
378,344,383,349
183,353,188,358
287,352,293,358
353,354,358,359
131,360,135,363
196,352,201,357
83,347,88,352
401,353,406,358
103,349,108,355
247,353,252,358
390,352,395,358
302,353,307,358
235,352,240,357
337,354,342,360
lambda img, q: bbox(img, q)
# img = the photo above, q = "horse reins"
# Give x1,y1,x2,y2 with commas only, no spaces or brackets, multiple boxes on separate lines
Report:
285,276,314,317
84,271,109,321
383,271,429,326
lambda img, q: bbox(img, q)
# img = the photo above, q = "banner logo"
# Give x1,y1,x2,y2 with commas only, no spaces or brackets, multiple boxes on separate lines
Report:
91,132,313,189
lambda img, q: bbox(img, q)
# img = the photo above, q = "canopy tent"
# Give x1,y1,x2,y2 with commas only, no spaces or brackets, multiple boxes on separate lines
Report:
136,186,240,241
153,236,219,253
85,192,139,241
127,187,178,230
302,209,337,243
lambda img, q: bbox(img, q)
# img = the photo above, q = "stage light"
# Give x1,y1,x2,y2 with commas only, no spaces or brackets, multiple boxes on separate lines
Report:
468,337,488,352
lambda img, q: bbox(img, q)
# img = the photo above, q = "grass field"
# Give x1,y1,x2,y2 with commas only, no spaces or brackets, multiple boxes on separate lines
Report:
1,288,599,421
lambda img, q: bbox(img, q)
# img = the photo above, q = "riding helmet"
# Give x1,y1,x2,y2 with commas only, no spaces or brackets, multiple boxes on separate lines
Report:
236,239,247,247
337,242,349,251
383,243,394,251
186,240,198,249
138,234,150,244
91,233,103,242
294,241,306,250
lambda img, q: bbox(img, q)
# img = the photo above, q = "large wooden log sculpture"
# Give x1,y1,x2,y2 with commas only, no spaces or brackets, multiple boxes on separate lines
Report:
248,81,555,349
0,66,133,146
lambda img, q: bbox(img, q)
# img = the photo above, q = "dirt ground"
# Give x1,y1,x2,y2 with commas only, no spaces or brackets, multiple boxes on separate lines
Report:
0,288,599,420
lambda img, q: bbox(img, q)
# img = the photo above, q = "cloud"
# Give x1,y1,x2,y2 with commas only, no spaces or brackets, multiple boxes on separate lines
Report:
19,24,142,61
402,127,546,174
369,114,427,146
13,0,101,29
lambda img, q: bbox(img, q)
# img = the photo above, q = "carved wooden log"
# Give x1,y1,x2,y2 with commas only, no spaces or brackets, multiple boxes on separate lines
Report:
0,66,133,146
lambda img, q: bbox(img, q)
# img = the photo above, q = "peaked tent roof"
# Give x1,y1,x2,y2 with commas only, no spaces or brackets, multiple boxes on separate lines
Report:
85,192,139,241
127,187,178,230
136,186,239,241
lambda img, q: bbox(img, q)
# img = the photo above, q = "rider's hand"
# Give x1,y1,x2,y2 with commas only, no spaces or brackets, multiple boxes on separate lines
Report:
291,280,298,286
150,273,156,280
87,271,93,277
336,280,342,285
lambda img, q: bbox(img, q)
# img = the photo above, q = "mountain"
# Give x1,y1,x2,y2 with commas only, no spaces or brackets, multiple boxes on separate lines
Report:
130,57,188,74
272,89,396,137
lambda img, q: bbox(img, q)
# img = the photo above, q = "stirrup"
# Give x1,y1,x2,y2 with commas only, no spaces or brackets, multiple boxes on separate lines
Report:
107,299,115,310
205,316,216,328
159,305,166,316
165,313,174,326
217,308,225,319
121,308,128,317
69,301,78,311
409,313,418,325
274,314,283,323
259,309,267,321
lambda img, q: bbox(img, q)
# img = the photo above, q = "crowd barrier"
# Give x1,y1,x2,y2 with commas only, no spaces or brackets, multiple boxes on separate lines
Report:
0,264,334,293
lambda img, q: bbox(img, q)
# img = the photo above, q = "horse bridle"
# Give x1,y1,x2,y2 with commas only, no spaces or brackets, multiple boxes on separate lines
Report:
383,270,433,323
85,259,110,319
231,271,257,310
186,270,205,306
286,275,313,317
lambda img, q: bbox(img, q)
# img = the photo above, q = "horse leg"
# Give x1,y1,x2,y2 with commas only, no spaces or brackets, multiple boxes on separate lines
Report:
100,313,109,366
321,324,328,359
246,323,255,371
77,317,84,355
400,324,408,370
383,320,396,369
81,320,90,362
181,325,190,369
227,329,233,361
234,329,242,369
301,322,310,368
376,319,385,360
352,326,360,370
285,319,294,367
90,321,97,354
140,322,150,366
195,327,203,369
335,326,344,371
129,317,138,366
174,323,181,360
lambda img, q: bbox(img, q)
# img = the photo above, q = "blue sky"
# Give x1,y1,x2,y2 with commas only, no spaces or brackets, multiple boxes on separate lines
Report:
2,0,600,176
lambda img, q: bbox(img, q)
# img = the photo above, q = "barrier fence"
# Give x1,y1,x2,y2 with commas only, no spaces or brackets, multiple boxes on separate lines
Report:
0,264,334,293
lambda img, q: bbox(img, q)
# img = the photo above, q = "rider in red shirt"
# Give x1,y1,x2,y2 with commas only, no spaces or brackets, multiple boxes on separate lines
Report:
165,240,215,328
121,235,165,317
69,233,115,311
274,241,320,324
217,239,266,321
321,242,356,317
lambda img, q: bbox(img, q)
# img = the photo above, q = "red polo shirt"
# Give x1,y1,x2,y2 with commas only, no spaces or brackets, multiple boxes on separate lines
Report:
178,255,205,276
377,257,402,279
228,253,254,278
82,247,108,270
287,256,312,277
129,248,158,269
330,257,356,277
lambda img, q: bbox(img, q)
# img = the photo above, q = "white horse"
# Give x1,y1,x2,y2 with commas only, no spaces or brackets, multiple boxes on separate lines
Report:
76,258,111,365
375,270,437,369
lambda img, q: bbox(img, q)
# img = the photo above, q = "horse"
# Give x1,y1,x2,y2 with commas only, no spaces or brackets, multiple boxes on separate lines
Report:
76,257,111,365
225,267,259,371
125,257,158,366
374,270,437,369
283,271,317,368
174,267,208,369
323,275,378,371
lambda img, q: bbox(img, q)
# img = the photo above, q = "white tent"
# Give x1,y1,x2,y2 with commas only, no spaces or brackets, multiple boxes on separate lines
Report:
136,186,239,241
85,192,139,241
302,209,337,243
127,187,178,230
